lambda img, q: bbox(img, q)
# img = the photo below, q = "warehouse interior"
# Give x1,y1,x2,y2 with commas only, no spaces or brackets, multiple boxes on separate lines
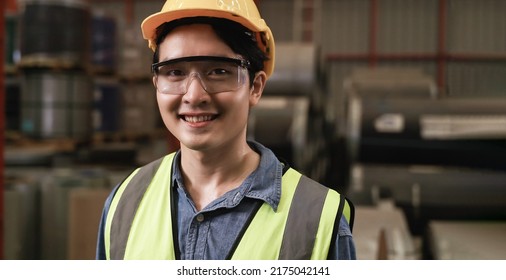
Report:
2,0,506,260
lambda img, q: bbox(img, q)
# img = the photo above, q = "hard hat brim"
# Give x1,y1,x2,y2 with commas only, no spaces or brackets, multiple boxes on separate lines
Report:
142,9,265,43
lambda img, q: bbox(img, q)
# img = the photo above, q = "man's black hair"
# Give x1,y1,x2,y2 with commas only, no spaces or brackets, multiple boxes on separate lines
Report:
153,16,269,87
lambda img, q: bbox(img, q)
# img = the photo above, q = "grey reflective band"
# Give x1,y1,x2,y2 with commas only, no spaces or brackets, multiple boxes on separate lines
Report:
278,175,329,259
110,157,165,260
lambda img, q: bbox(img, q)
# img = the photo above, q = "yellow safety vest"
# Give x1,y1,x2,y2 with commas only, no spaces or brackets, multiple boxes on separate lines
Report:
104,153,353,260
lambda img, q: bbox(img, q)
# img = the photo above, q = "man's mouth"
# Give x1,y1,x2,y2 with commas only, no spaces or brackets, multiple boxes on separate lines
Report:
182,115,217,123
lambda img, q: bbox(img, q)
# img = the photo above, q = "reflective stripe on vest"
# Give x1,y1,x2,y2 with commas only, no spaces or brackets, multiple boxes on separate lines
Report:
105,153,351,260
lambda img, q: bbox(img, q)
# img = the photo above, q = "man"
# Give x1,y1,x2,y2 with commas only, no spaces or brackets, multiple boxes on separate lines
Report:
96,0,356,260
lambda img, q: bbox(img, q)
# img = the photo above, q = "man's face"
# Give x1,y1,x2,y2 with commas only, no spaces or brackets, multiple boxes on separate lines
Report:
154,24,264,152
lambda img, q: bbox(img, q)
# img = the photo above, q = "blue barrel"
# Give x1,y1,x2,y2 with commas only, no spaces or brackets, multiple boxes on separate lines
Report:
91,13,117,73
6,77,21,131
93,78,122,132
5,12,19,72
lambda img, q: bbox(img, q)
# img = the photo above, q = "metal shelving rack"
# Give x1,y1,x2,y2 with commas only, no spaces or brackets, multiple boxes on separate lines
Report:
324,0,506,94
0,0,10,261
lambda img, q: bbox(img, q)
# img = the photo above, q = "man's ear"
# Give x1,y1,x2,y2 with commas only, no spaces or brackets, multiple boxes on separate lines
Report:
152,75,157,89
249,71,267,106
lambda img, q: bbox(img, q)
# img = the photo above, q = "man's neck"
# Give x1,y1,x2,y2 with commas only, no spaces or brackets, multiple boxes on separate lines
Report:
179,141,260,211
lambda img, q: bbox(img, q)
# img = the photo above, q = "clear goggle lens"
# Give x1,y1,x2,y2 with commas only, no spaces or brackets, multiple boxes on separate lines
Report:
152,56,250,95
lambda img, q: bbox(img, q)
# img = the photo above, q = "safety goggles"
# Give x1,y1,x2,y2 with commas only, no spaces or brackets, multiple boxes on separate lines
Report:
152,56,251,95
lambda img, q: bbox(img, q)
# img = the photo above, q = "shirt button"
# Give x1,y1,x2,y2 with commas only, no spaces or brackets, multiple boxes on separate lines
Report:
196,214,205,222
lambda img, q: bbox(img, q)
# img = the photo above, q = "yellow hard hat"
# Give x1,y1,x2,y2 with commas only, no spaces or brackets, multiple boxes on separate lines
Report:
141,0,275,78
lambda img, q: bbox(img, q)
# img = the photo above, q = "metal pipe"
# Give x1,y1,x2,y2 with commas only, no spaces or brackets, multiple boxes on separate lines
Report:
1,0,6,261
125,0,134,25
326,53,506,62
437,0,447,94
369,0,379,67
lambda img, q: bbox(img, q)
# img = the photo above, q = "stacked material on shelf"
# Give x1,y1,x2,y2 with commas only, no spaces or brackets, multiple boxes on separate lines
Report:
427,221,506,260
353,200,419,260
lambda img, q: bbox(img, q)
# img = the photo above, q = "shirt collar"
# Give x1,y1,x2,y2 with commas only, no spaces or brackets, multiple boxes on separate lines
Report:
171,141,283,211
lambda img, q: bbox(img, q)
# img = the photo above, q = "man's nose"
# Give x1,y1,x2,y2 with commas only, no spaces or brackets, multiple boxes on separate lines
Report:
182,73,209,102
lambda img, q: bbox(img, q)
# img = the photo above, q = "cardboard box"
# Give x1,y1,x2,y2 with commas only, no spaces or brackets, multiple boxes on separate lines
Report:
68,188,110,260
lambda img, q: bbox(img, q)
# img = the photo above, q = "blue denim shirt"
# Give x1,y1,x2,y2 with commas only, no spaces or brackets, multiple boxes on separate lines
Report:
96,141,356,260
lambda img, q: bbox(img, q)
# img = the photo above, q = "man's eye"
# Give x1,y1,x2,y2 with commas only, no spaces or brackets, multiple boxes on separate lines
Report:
210,68,228,75
161,69,185,76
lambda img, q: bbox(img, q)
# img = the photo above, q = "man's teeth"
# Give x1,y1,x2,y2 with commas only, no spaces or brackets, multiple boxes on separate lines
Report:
185,115,213,123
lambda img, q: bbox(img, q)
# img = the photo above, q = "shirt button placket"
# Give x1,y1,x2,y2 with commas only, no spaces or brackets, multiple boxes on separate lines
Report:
194,213,208,259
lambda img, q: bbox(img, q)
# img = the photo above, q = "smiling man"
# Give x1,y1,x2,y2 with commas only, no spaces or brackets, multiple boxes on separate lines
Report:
96,0,356,260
